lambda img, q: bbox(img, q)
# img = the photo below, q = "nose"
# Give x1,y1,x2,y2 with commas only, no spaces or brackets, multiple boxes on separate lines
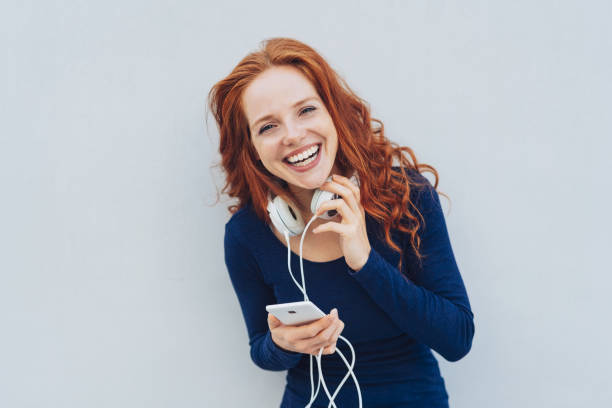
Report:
282,120,306,146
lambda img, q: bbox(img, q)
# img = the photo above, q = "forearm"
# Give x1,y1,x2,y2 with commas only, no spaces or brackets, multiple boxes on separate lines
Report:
225,225,304,371
249,331,303,371
348,248,474,361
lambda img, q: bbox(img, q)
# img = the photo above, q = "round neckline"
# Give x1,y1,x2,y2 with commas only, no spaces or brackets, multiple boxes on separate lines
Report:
265,224,345,265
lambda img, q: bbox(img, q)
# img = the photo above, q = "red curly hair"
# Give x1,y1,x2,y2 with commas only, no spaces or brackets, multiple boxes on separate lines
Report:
208,37,445,271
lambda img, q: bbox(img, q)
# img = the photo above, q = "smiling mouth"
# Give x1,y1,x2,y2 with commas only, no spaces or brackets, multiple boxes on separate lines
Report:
283,144,321,166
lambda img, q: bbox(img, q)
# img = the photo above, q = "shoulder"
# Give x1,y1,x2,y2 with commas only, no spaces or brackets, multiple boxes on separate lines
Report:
225,204,253,238
224,203,269,247
390,166,437,203
392,166,436,195
390,165,430,183
225,204,251,230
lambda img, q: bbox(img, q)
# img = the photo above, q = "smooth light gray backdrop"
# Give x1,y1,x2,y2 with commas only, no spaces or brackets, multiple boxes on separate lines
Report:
1,1,610,407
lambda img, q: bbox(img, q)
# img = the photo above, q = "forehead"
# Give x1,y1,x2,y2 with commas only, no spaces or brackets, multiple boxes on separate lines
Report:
242,66,319,122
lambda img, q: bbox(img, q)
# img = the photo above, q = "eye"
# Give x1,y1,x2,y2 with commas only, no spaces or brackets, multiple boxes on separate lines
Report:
258,123,275,135
257,107,316,135
300,106,316,115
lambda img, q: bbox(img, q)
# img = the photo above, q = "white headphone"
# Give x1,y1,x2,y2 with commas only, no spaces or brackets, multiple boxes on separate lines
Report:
265,173,363,408
267,174,360,237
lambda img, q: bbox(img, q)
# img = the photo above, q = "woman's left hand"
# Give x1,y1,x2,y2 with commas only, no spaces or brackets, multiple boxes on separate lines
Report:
312,174,371,272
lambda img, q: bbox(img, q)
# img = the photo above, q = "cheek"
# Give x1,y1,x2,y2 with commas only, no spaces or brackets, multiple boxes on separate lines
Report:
324,119,337,141
326,126,338,147
256,141,280,163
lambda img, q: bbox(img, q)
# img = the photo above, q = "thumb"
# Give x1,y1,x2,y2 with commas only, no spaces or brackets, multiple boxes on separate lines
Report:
268,313,282,329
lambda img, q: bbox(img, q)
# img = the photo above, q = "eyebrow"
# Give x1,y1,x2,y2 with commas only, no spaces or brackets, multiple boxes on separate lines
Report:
250,96,319,130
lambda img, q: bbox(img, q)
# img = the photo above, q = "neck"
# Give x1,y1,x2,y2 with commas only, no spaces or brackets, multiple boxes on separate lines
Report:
288,186,316,220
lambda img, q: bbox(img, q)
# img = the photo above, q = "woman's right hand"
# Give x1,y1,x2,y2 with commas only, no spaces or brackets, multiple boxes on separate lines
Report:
268,308,345,356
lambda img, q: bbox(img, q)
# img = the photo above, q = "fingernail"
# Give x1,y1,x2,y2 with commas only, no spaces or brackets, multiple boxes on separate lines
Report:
332,308,338,315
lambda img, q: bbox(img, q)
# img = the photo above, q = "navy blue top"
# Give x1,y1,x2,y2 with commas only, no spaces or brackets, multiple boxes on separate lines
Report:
223,170,475,407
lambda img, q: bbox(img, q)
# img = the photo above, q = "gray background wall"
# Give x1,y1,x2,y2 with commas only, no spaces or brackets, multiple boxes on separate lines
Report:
1,1,610,406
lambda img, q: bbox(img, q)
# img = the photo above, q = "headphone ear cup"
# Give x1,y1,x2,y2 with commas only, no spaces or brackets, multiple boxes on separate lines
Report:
267,195,305,237
310,174,361,219
311,176,339,220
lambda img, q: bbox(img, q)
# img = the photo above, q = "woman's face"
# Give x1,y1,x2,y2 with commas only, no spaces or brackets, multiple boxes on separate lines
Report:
242,65,339,193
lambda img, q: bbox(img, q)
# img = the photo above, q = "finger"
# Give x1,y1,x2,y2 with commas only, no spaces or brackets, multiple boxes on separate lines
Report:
309,317,341,350
307,345,326,356
317,178,357,212
321,323,343,355
301,333,332,355
312,220,349,236
330,175,361,214
322,344,336,355
311,317,339,348
322,178,361,214
292,312,336,341
334,176,365,220
342,177,365,218
308,315,342,354
315,199,355,224
327,319,343,343
302,309,338,349
322,339,338,354
333,320,345,341
268,313,282,329
332,174,361,206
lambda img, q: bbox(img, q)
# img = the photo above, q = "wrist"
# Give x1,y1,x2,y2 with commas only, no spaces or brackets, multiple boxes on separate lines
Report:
352,247,371,272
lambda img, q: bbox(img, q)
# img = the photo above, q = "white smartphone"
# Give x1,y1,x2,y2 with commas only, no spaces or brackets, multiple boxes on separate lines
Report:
266,301,327,326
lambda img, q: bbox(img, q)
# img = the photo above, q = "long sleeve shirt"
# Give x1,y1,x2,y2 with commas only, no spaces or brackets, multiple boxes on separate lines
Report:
223,169,475,407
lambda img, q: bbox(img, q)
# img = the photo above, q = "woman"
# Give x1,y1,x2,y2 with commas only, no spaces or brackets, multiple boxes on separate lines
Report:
209,37,475,407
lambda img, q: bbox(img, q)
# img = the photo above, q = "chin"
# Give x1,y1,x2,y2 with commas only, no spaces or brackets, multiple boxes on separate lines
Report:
291,178,320,191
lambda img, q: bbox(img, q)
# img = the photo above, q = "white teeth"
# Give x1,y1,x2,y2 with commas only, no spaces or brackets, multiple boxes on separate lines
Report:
287,145,319,164
292,152,318,167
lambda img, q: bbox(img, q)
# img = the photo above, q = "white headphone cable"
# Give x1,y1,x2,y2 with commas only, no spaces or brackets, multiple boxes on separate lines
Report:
282,214,363,408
